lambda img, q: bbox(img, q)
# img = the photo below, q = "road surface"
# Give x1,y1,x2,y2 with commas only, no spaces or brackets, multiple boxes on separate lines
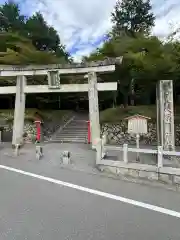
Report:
0,148,180,239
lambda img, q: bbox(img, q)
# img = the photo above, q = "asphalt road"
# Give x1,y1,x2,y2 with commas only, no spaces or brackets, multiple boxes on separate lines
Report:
0,160,180,239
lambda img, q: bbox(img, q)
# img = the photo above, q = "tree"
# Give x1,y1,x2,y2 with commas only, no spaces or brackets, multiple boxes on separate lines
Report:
0,2,25,32
111,0,155,37
0,32,63,65
0,2,69,61
25,12,69,60
25,13,58,51
85,34,179,106
0,2,74,108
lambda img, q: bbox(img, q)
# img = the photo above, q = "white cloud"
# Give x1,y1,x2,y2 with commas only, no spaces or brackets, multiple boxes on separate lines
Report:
152,0,180,37
13,0,180,59
18,0,116,59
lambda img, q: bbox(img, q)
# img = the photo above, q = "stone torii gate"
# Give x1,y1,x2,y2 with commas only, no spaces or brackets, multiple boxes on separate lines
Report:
0,58,122,148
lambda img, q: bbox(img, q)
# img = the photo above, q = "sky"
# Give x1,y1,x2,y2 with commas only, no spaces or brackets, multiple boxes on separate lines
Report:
0,0,180,60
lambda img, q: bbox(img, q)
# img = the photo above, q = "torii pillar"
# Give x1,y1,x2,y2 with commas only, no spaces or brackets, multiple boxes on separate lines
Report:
88,72,100,149
12,76,26,147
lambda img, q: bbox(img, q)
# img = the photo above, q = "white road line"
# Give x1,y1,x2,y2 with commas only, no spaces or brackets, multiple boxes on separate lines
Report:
0,164,180,219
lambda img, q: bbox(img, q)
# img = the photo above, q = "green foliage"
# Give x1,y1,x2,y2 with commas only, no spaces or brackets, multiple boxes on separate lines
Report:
25,12,69,60
111,0,155,37
1,1,180,114
0,109,73,122
0,2,69,62
100,105,156,123
0,32,62,65
85,32,180,106
100,105,180,123
0,1,70,95
0,2,25,32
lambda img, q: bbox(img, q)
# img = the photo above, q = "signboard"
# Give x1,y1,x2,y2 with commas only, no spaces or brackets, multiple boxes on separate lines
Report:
125,114,151,134
48,70,60,89
125,114,151,162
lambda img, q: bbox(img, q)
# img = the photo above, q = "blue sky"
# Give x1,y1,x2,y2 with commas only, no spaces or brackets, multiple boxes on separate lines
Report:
0,0,180,60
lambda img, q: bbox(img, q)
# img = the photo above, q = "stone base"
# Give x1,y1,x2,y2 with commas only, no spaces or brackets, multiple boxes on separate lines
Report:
12,143,23,149
62,151,71,165
62,157,71,165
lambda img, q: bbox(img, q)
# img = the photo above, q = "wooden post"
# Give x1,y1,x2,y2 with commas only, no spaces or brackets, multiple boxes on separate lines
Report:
136,133,140,161
123,144,128,163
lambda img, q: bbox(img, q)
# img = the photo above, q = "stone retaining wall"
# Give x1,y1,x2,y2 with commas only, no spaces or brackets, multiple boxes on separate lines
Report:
98,161,180,188
0,113,72,143
101,121,180,146
2,119,180,145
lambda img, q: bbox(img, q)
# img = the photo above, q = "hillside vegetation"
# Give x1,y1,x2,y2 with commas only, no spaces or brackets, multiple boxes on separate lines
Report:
1,1,180,122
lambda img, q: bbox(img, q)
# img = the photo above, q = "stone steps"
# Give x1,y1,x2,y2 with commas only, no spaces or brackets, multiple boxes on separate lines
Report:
50,113,88,143
50,138,87,143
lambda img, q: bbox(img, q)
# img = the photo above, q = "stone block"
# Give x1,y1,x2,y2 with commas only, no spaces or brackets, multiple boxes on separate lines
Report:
139,171,149,179
139,171,158,181
62,151,71,165
36,146,43,160
106,166,117,175
97,165,104,172
14,144,21,156
147,172,158,180
158,173,173,184
173,176,180,185
128,169,139,178
176,185,180,191
116,168,129,176
100,166,117,175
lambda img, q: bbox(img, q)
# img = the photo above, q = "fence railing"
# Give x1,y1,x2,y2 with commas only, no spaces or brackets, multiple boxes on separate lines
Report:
96,135,180,168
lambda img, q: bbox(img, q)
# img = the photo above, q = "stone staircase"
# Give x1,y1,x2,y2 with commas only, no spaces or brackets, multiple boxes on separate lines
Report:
50,113,89,143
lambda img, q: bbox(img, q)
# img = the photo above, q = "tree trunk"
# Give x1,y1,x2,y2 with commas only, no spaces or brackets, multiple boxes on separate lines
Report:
130,78,135,106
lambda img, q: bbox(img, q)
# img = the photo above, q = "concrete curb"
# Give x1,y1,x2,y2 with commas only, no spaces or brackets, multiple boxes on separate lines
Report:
56,161,180,193
97,163,180,190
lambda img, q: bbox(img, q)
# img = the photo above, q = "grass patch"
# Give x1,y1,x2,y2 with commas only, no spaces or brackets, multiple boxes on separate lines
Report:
0,109,73,123
100,105,180,123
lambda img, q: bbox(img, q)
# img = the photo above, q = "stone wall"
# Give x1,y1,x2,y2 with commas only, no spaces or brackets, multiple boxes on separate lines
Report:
2,118,180,145
0,113,72,143
1,121,36,143
101,121,180,146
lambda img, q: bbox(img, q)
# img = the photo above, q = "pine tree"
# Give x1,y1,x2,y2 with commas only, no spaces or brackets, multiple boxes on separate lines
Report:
111,0,155,37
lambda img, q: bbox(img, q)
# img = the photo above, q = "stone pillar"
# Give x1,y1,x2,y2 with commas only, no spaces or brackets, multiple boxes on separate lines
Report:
88,72,100,149
12,76,26,146
159,80,175,151
156,82,160,146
